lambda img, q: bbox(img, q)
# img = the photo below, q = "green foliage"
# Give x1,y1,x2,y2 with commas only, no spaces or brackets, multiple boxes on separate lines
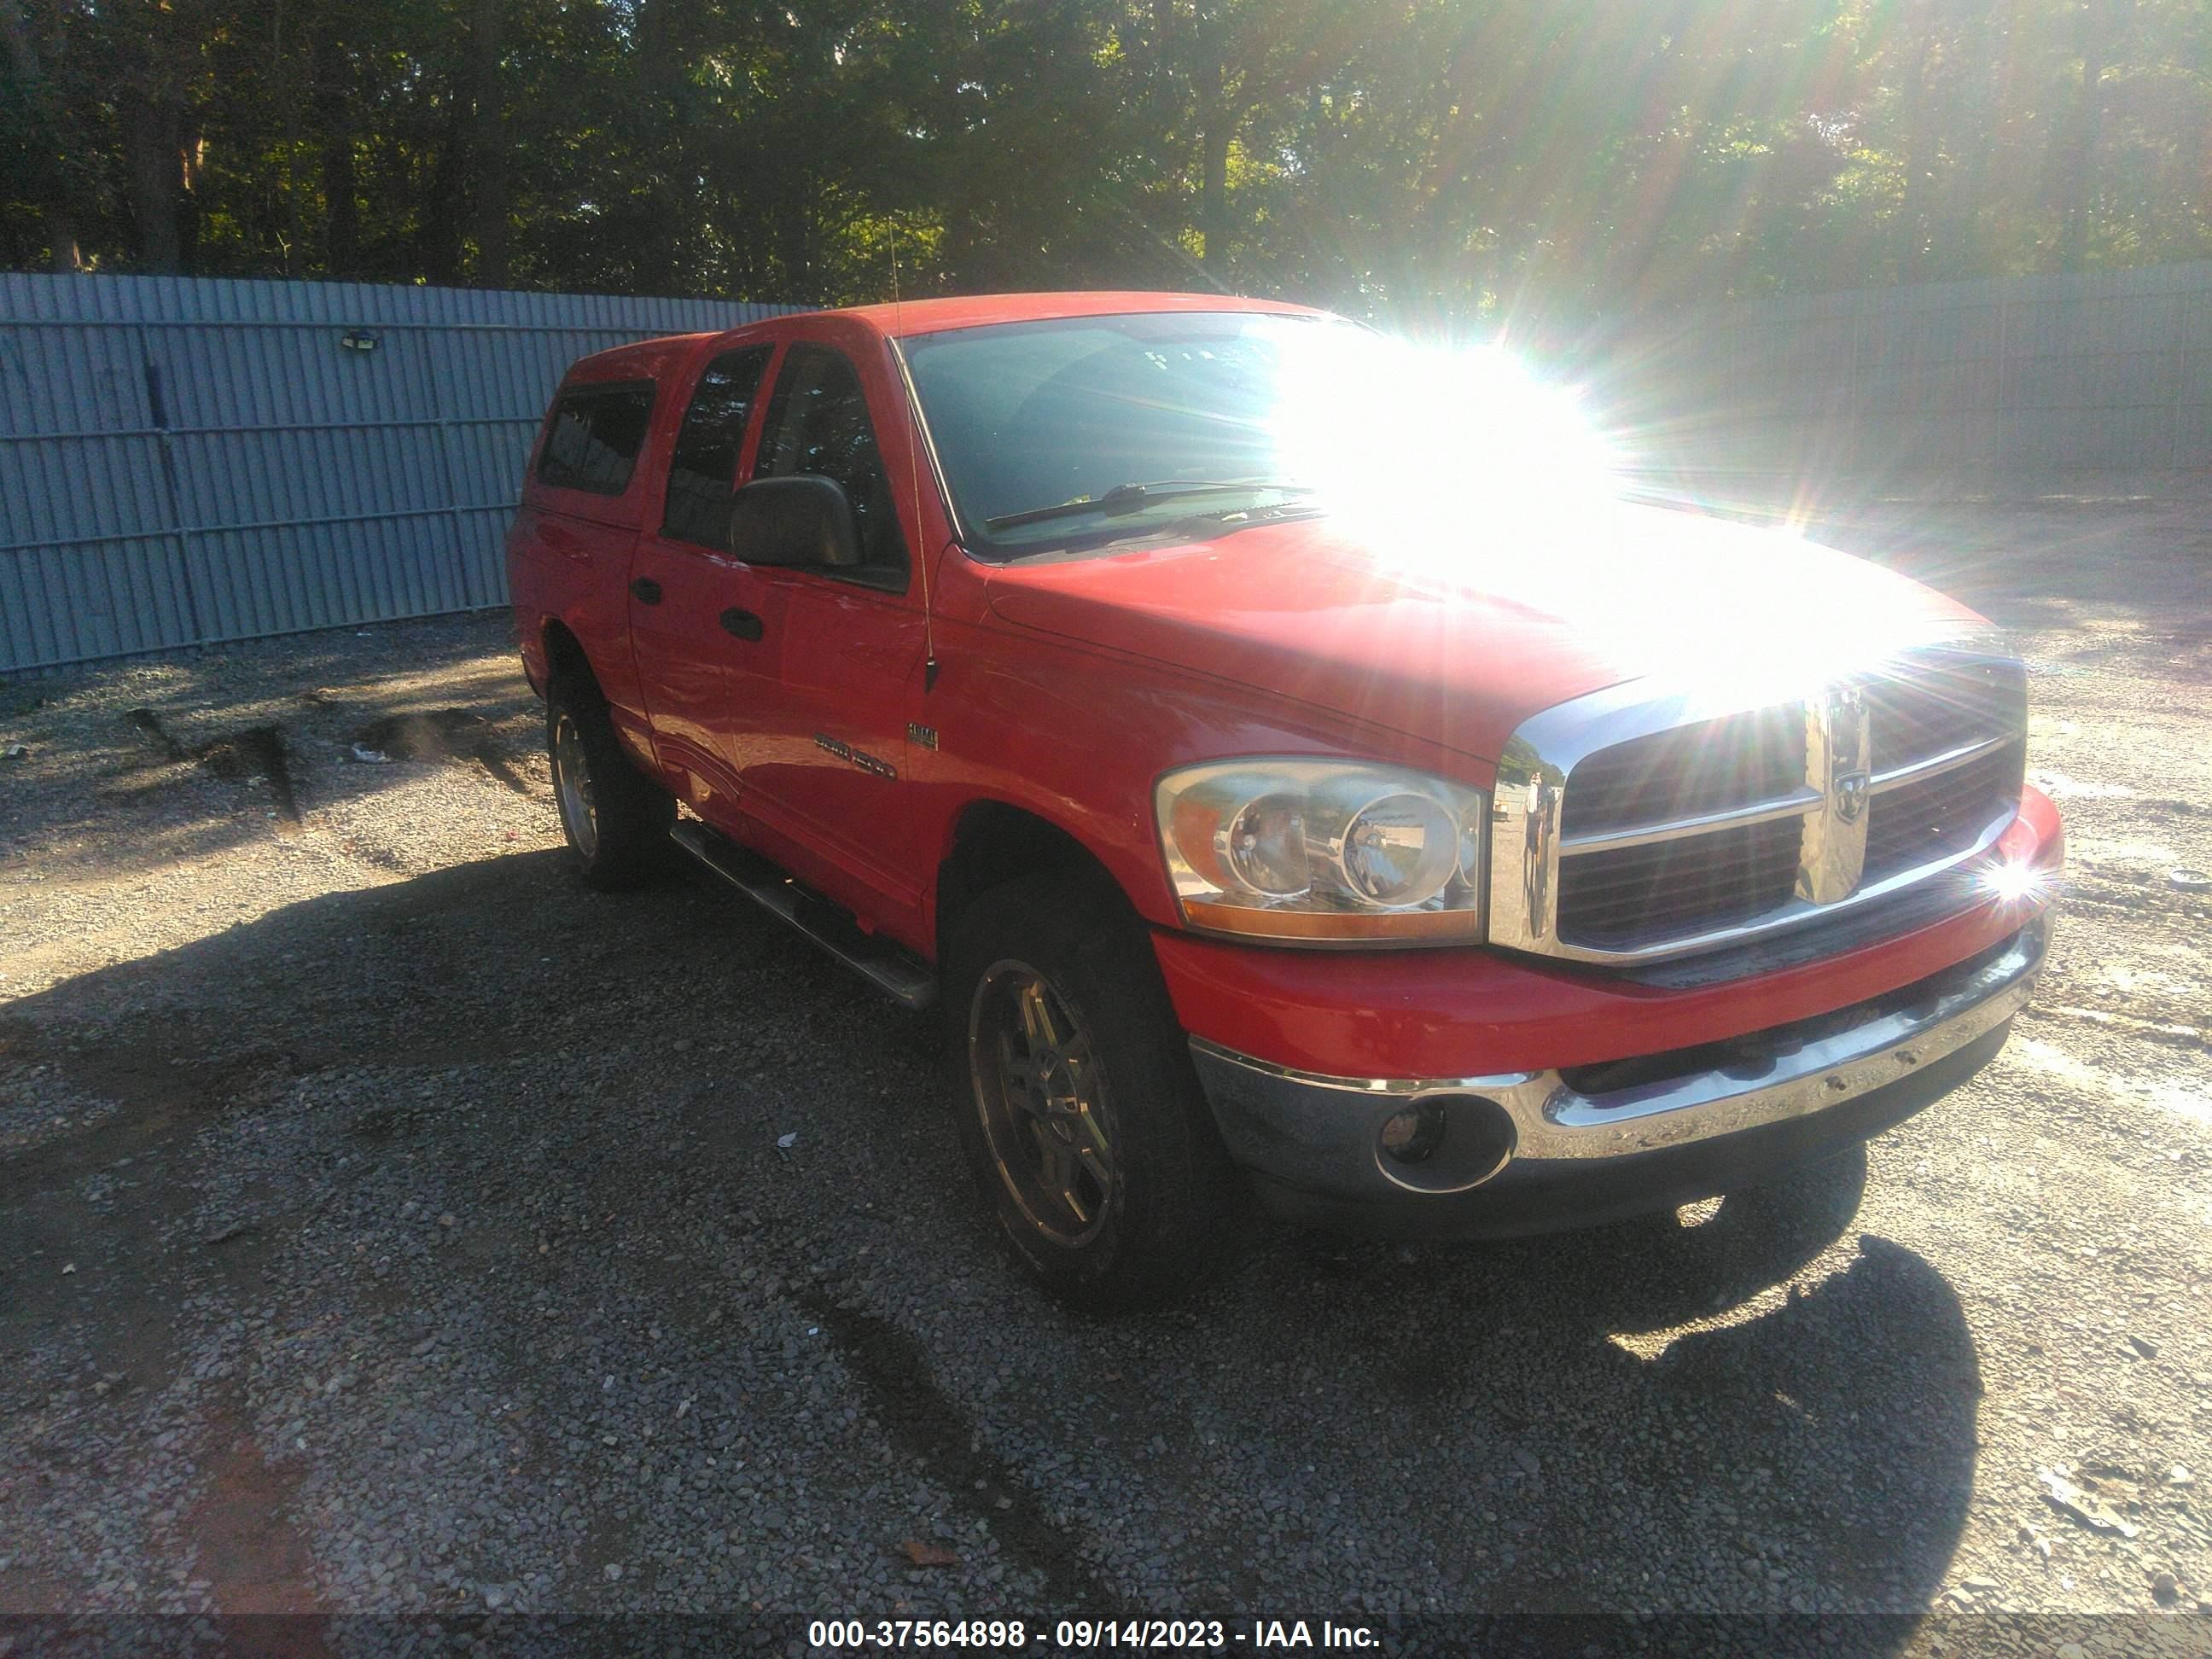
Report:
3,0,2206,312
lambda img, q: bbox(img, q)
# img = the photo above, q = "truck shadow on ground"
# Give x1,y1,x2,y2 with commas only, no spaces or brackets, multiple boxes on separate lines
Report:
2,848,1975,1627
1220,1177,1975,1613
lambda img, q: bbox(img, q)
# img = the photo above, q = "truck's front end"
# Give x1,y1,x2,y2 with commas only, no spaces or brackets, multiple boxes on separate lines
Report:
896,293,2060,1269
1154,652,2059,1236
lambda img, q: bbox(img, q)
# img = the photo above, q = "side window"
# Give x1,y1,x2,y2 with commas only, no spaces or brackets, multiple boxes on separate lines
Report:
752,345,908,571
660,346,772,548
537,380,655,495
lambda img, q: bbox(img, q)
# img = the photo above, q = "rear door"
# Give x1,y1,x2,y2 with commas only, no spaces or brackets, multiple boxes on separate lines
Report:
523,375,662,759
721,330,931,917
625,341,777,815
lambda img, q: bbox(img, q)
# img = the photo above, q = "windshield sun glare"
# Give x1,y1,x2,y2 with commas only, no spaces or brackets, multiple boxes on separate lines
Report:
901,311,1622,556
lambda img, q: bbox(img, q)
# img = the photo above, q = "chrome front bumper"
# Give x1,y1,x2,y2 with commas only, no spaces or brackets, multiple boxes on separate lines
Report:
1190,915,2048,1236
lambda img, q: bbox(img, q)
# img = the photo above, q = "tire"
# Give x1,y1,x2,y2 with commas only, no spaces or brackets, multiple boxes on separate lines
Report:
944,872,1237,1311
544,677,675,890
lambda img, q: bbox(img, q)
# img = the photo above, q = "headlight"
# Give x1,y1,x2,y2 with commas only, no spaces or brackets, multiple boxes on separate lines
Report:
1155,760,1488,943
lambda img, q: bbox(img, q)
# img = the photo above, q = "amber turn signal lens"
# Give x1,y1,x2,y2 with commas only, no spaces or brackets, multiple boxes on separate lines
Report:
1177,900,1485,943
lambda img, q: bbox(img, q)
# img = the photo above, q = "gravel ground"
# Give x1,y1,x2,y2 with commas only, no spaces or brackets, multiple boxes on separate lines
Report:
1,504,2208,1651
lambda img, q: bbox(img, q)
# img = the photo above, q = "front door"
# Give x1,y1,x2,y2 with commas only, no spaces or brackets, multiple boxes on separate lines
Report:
722,336,929,918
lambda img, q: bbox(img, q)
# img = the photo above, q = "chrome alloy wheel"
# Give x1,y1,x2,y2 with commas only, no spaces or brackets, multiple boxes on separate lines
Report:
550,711,600,863
969,960,1116,1248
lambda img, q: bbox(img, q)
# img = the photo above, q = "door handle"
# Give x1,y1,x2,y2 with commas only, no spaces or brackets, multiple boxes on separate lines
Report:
631,577,662,605
719,607,764,642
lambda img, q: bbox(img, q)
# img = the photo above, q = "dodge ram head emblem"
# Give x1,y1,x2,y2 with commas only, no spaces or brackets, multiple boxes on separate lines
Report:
1832,768,1871,824
1797,686,1875,905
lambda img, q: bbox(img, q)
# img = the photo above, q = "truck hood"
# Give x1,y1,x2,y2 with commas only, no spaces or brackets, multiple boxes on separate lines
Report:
981,503,1985,765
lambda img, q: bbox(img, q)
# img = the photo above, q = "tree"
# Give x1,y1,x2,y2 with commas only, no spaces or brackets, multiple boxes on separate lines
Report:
3,0,2206,308
1,0,90,270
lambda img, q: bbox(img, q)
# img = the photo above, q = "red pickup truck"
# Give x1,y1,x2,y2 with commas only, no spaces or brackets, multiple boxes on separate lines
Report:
505,291,2061,1309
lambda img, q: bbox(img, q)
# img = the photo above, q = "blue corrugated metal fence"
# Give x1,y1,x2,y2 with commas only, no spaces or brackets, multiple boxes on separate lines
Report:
9,264,2207,672
0,274,795,674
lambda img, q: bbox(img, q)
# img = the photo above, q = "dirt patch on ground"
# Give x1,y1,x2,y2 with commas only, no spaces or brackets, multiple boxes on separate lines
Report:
181,1389,329,1620
351,706,531,795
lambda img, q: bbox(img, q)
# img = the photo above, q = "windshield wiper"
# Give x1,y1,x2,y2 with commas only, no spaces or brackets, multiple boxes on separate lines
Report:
984,479,1313,533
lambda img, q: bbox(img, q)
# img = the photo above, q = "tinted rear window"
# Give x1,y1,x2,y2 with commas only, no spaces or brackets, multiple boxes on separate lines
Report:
538,380,656,495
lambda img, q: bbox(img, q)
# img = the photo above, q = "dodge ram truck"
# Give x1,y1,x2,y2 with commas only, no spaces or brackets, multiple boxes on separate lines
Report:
505,291,2062,1309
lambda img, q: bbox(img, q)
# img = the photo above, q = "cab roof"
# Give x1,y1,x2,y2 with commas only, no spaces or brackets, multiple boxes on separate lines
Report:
561,290,1328,381
830,289,1326,338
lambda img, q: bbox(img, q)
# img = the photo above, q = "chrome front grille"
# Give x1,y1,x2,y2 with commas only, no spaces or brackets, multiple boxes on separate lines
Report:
1863,664,2025,774
1558,707,1809,838
1863,741,2026,880
1555,815,1804,951
1488,650,2029,965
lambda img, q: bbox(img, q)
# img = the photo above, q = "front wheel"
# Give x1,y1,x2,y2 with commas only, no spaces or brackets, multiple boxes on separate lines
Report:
944,875,1237,1310
545,679,674,890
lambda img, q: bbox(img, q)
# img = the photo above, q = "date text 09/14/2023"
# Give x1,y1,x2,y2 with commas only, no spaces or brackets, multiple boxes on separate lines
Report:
805,1619,1380,1650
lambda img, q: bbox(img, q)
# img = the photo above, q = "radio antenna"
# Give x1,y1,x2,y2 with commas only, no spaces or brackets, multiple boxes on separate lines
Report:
891,217,940,692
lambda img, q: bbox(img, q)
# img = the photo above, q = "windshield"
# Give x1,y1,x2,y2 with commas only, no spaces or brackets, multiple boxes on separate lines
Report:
899,310,1616,556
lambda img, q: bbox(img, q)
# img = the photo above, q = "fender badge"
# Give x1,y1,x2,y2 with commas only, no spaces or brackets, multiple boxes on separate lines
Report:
814,733,897,780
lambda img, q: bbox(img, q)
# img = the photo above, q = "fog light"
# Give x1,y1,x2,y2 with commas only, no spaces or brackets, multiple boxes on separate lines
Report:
1376,1094,1517,1193
1379,1102,1447,1164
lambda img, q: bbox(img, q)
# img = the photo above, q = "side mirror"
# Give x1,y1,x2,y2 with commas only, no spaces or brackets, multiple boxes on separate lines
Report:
728,474,863,568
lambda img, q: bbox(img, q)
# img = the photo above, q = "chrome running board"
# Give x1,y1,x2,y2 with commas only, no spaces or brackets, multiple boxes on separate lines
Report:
669,820,937,1011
